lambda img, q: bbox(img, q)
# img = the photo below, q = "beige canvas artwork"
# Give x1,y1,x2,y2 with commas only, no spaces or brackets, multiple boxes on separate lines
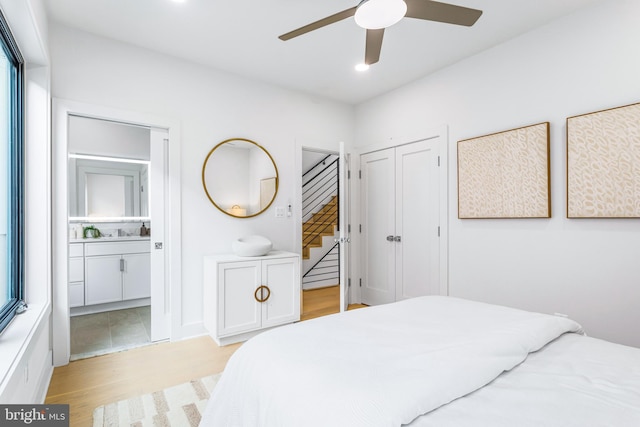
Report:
567,102,640,218
458,122,550,218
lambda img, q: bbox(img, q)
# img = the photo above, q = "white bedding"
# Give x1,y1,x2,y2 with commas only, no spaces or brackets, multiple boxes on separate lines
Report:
410,333,640,426
201,296,585,427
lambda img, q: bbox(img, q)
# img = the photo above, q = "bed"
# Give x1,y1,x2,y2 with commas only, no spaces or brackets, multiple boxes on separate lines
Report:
200,296,640,426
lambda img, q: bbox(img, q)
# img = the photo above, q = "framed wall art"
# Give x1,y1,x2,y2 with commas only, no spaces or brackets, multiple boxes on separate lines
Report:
457,122,551,219
567,102,640,218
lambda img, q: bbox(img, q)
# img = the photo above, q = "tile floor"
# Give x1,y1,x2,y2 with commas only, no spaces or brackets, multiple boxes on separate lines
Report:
70,306,151,360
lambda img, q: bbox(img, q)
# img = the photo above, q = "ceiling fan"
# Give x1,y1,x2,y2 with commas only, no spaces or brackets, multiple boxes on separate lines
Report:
279,0,482,66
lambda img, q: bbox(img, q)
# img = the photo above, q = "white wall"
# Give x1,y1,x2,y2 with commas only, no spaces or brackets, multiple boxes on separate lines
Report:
68,115,150,160
355,0,640,347
49,25,354,336
0,0,52,403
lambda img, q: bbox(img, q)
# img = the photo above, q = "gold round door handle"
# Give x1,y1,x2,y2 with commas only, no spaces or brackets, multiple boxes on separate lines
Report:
254,285,271,303
254,286,264,303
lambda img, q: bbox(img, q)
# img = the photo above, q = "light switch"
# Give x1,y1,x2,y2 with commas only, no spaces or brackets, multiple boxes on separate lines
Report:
275,207,285,218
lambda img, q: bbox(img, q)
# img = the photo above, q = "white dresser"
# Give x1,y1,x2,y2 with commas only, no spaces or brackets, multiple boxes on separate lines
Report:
203,251,301,346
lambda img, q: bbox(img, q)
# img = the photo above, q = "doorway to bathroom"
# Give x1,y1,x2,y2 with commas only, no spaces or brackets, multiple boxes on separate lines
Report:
66,116,163,360
52,99,180,366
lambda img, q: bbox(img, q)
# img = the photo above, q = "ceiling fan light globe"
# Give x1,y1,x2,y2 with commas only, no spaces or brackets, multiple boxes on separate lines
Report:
354,0,407,30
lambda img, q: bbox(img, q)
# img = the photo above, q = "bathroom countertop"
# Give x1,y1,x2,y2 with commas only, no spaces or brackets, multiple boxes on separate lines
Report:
69,236,151,243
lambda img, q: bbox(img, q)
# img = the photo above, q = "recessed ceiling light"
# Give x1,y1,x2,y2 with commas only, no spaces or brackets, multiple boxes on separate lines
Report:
355,63,370,72
170,0,187,3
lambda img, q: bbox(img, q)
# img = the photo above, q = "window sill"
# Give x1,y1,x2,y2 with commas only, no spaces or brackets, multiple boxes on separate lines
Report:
0,302,50,396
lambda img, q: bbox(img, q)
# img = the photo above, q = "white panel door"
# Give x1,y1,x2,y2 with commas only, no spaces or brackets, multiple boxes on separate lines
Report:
395,140,440,300
218,261,262,337
338,142,351,311
360,148,396,305
262,257,300,328
123,252,151,300
361,139,442,305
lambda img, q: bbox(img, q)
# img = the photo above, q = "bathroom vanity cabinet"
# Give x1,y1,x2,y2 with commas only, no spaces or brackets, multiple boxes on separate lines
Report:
203,251,301,346
69,239,150,311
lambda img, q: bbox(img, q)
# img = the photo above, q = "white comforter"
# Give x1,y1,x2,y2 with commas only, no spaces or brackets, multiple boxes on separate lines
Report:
201,296,582,427
410,332,640,426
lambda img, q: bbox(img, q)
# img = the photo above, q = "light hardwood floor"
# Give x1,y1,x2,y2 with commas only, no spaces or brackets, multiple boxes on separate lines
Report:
46,286,366,427
301,284,342,320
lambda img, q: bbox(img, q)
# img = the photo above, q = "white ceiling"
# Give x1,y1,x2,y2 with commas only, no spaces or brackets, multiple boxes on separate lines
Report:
45,0,602,105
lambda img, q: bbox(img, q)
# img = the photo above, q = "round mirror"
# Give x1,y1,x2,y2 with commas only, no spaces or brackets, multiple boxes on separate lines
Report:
202,138,279,218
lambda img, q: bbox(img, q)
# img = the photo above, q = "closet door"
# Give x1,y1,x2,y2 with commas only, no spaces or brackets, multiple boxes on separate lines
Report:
360,139,442,306
395,139,440,300
360,148,396,305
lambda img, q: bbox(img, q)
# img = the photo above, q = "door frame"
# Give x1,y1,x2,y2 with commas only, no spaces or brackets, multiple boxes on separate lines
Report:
338,142,351,311
52,99,182,366
295,142,350,313
353,126,449,303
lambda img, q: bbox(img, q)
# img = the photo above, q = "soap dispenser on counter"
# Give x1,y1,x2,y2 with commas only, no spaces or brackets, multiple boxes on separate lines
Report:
140,222,150,237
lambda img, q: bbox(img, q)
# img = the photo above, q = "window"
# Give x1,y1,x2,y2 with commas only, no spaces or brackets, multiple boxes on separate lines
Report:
0,10,24,334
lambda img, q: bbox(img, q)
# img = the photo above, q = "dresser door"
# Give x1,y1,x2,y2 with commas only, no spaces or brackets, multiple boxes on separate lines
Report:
217,261,262,337
261,257,300,328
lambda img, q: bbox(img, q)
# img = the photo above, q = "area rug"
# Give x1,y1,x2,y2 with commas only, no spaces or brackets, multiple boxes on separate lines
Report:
92,373,221,427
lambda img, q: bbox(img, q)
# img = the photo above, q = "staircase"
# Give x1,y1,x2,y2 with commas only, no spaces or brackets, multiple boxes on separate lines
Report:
303,195,337,260
301,153,340,290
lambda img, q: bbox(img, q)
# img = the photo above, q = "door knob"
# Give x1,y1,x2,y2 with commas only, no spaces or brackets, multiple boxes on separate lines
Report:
386,235,394,242
394,236,402,242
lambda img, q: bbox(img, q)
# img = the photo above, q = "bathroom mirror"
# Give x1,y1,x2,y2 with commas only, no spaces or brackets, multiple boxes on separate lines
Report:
202,138,279,218
68,154,150,220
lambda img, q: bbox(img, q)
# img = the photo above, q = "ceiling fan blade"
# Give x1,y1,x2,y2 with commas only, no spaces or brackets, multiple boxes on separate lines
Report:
404,0,482,27
365,29,385,65
279,6,358,41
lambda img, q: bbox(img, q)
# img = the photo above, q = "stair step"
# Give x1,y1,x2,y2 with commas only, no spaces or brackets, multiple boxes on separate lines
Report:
310,214,337,225
304,227,335,234
302,195,339,260
303,233,334,241
303,228,335,239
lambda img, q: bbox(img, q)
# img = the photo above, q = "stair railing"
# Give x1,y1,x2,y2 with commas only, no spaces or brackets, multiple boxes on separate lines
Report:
302,243,339,288
302,157,338,223
302,156,339,255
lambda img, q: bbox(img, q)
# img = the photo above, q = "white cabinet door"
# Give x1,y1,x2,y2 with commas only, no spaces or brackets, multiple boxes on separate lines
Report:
262,257,300,328
69,283,85,308
85,255,123,305
123,253,151,300
218,261,261,337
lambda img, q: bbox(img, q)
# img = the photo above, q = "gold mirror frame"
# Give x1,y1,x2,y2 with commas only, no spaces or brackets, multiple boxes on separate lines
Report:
202,138,279,218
